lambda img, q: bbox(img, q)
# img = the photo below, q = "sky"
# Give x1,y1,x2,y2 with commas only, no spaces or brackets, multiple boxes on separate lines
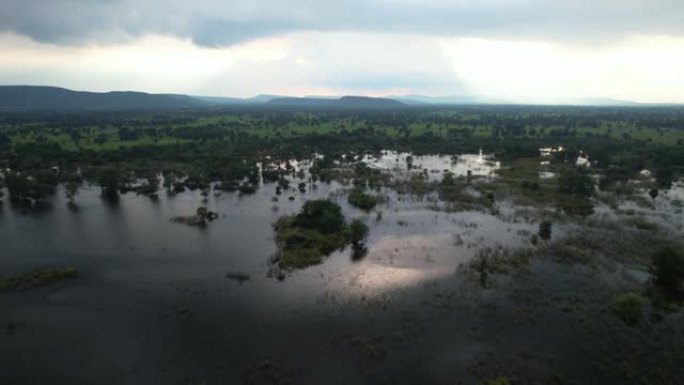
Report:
1,0,684,103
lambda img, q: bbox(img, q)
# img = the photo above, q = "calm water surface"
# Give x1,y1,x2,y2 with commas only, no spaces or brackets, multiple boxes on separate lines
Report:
0,156,562,384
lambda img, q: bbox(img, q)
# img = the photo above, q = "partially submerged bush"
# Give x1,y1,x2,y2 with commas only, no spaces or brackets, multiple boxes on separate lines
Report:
347,188,382,211
272,200,370,270
538,221,552,241
225,271,250,284
0,266,79,293
273,215,349,269
349,219,370,245
171,206,219,226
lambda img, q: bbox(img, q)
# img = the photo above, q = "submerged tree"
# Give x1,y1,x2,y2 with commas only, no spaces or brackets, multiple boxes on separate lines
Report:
137,173,159,198
349,218,370,261
64,174,82,209
4,170,57,202
96,166,123,199
294,199,346,233
349,218,370,246
347,188,381,211
651,246,684,299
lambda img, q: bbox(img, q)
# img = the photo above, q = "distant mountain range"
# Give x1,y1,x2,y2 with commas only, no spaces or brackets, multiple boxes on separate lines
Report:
267,95,404,108
0,85,675,111
0,86,204,110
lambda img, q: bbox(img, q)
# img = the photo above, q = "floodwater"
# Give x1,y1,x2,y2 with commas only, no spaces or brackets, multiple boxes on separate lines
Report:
365,150,500,180
3,156,677,384
0,160,538,384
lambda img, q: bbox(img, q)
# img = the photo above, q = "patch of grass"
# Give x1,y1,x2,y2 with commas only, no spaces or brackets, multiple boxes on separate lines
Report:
496,158,542,180
625,216,659,231
611,292,645,325
252,358,293,385
349,335,386,359
0,266,79,293
483,376,512,385
466,248,532,288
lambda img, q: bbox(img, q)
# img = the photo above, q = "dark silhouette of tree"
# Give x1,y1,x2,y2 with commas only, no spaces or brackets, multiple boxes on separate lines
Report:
538,221,552,241
349,219,369,245
96,166,123,198
558,168,594,196
649,188,659,200
651,246,684,298
295,199,345,233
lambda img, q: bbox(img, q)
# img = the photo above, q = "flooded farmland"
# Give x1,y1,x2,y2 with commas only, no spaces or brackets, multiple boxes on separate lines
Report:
1,151,683,385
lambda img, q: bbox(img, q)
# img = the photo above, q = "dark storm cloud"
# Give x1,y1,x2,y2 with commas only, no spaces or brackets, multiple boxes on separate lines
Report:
2,0,684,46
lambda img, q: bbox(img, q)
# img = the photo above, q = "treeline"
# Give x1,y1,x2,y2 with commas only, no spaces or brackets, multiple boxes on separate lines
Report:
1,106,682,205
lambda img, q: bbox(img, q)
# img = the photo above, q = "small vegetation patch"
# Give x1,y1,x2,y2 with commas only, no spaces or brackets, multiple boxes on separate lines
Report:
271,199,369,271
347,188,383,211
251,358,293,385
349,335,386,359
0,266,79,293
171,207,219,227
538,220,552,241
611,292,645,325
225,271,250,284
483,376,512,385
625,216,659,232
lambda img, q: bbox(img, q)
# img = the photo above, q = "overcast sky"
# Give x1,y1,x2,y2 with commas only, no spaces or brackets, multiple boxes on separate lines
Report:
1,0,684,103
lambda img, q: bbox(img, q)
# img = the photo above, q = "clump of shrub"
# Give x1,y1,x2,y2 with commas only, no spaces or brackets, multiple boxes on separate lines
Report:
538,220,552,241
347,188,382,211
171,206,219,226
272,200,370,270
611,292,645,325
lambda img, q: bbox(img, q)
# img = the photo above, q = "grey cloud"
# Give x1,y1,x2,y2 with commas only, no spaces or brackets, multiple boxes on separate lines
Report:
2,0,684,46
